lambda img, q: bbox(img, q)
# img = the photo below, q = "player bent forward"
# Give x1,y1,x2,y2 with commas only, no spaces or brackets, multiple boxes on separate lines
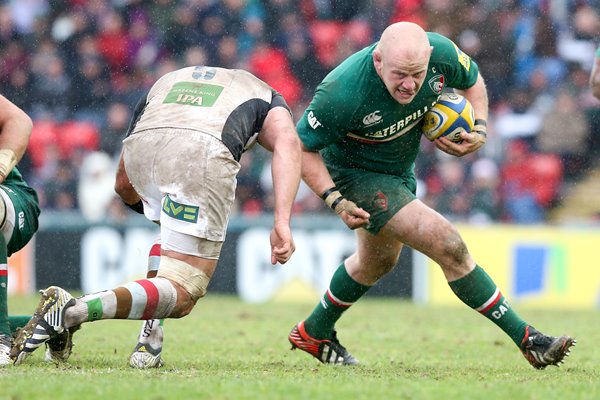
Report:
10,66,301,365
287,22,575,369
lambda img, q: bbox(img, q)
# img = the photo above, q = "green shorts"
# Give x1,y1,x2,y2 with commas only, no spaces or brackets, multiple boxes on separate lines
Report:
1,170,40,256
328,164,417,235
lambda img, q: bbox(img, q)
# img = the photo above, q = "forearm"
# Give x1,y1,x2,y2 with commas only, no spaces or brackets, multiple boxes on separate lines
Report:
0,106,32,181
271,137,301,226
114,152,141,205
301,150,336,197
457,73,488,122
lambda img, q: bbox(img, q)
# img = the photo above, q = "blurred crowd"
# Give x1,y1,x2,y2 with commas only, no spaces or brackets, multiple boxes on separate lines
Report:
2,0,600,224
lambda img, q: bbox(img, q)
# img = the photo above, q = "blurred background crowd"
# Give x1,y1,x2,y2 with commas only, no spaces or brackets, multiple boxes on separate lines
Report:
2,0,600,224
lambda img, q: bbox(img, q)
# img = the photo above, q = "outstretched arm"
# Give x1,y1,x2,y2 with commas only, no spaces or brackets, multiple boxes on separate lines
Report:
0,95,33,182
258,106,302,265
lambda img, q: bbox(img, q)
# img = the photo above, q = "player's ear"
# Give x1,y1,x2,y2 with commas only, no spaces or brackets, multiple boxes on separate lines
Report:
372,49,382,70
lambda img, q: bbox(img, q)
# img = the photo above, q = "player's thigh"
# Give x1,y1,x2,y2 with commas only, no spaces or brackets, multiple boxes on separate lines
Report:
385,199,462,261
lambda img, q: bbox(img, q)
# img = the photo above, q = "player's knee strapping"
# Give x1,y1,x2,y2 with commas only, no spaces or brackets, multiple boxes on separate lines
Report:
157,256,210,302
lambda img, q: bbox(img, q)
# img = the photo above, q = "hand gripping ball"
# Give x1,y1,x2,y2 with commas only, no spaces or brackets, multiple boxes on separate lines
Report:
422,92,475,142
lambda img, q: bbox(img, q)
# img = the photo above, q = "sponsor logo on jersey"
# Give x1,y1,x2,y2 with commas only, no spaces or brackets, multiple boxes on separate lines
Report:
362,110,382,126
307,111,322,129
428,74,445,94
162,195,199,223
348,105,430,142
18,211,24,230
452,42,471,71
163,82,224,107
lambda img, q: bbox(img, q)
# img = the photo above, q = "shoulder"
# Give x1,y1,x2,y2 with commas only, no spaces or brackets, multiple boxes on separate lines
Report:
316,45,379,108
428,32,463,61
427,32,478,85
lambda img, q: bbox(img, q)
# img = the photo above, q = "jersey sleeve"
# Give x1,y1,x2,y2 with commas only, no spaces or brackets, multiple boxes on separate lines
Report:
270,90,292,116
429,33,479,90
296,79,358,151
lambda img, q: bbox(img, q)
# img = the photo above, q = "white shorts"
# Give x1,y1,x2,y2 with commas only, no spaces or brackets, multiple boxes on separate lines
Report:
122,128,240,257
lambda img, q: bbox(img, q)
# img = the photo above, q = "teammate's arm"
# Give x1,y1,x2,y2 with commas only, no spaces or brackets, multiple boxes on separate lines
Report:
257,106,301,265
0,95,33,182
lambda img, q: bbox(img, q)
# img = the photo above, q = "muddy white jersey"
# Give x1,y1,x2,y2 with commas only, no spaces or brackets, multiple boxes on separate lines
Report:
129,66,290,161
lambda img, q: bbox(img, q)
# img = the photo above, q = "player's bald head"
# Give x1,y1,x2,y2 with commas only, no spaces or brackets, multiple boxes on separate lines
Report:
373,22,432,104
376,22,431,66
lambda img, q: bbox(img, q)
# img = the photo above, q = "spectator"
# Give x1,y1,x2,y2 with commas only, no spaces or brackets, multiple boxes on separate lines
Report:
99,102,130,158
536,88,590,180
42,158,77,211
499,139,544,223
469,157,500,223
77,151,116,222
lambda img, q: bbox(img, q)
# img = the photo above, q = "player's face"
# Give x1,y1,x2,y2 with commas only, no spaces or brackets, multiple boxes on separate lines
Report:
375,47,431,105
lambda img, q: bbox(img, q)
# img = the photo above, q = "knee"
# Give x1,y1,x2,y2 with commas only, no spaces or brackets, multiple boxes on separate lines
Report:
439,227,469,265
359,253,399,280
157,256,210,316
170,286,197,318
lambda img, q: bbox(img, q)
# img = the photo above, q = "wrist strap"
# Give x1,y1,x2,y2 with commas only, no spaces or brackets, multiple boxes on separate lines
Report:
474,119,487,127
321,186,338,200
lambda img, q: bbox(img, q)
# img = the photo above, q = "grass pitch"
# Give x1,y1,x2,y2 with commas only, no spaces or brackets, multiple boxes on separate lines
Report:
0,294,597,400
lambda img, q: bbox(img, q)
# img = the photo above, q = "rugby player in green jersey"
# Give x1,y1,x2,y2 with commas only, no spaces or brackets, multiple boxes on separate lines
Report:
0,95,73,366
288,22,576,369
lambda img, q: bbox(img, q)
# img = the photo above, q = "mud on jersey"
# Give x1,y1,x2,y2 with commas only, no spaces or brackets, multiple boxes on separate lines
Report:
129,66,290,161
297,32,479,176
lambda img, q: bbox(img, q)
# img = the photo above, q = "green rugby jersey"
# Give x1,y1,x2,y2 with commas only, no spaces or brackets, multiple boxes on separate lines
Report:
2,167,40,256
297,32,479,176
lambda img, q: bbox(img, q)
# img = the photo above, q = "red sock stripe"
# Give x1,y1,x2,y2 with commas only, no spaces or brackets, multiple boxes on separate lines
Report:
149,244,161,257
136,279,160,320
478,289,502,314
325,289,352,309
0,264,7,276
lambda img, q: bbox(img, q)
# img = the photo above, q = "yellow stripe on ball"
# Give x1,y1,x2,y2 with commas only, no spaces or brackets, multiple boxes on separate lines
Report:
422,93,475,142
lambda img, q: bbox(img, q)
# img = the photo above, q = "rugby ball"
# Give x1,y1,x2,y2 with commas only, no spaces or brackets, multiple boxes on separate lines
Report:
422,93,475,142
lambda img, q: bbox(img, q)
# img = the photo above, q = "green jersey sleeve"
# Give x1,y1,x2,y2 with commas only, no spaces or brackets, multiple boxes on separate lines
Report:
428,32,479,89
296,73,360,151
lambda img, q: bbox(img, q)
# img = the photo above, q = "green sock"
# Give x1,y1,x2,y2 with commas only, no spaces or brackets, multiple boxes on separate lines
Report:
449,265,527,347
304,263,371,339
0,235,9,337
8,315,31,334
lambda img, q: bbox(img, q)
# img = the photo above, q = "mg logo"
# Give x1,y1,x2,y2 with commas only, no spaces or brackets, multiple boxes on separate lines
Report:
362,111,382,126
